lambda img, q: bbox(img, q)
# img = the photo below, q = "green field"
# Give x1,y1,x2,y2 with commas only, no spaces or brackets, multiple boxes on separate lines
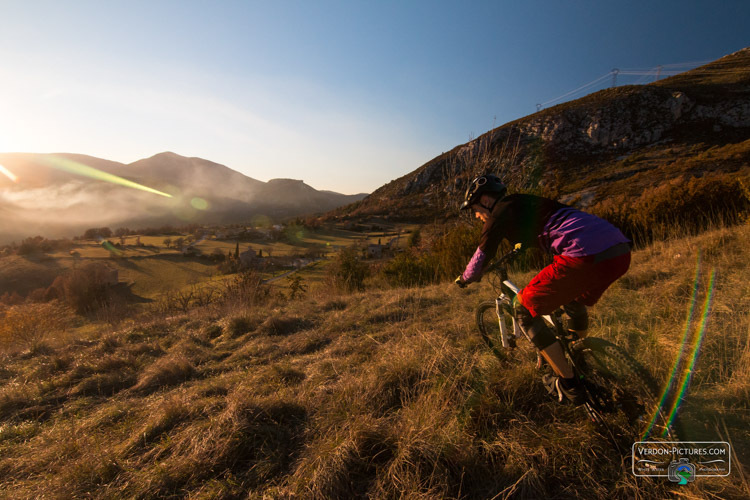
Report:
0,223,417,302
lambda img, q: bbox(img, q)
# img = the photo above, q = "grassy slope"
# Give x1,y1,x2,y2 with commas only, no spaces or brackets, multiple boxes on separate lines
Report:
1,224,749,499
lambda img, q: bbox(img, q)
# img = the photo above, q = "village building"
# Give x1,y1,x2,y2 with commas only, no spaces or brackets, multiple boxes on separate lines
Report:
367,244,383,259
239,248,258,267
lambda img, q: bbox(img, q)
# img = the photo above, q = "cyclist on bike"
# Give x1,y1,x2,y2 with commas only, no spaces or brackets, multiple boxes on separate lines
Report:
455,173,631,405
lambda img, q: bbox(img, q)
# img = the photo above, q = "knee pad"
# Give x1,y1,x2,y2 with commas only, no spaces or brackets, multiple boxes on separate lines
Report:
563,300,588,331
514,302,557,350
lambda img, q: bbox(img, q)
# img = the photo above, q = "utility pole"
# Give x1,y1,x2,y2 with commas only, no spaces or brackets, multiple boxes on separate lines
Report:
611,68,620,88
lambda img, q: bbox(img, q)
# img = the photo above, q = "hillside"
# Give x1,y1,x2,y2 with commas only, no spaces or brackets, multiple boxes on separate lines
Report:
1,224,748,498
0,152,367,244
333,47,750,221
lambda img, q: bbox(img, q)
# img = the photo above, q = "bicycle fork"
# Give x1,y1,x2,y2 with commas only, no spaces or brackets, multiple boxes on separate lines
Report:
495,295,522,349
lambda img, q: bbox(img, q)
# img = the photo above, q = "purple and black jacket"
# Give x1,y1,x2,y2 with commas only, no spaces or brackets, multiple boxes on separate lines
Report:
461,194,630,283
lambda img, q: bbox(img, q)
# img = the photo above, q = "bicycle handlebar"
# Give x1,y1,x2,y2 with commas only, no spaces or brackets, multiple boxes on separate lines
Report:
483,243,523,275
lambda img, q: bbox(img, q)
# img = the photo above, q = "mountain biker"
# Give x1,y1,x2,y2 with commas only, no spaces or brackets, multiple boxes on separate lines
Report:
455,174,631,405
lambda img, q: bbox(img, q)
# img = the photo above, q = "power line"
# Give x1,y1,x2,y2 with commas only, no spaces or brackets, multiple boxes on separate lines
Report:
535,59,724,112
540,72,612,107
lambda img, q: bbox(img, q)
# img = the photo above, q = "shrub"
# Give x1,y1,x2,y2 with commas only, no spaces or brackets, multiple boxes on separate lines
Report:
326,246,370,292
0,301,73,352
155,284,221,314
381,250,435,288
82,227,112,240
286,275,308,300
0,292,24,306
221,270,270,305
15,236,73,255
427,222,483,280
407,229,421,248
591,172,750,246
47,262,117,314
17,236,44,255
380,223,481,288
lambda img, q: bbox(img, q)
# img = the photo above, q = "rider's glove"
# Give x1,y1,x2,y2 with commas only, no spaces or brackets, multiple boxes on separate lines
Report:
455,275,467,288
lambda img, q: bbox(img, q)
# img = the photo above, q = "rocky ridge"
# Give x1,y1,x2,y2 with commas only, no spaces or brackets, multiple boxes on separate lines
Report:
334,47,750,220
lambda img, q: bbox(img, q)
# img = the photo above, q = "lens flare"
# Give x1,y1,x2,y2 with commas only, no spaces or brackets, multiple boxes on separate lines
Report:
41,156,172,198
642,254,701,440
101,239,122,256
190,197,209,210
252,214,271,228
0,163,19,183
660,269,716,437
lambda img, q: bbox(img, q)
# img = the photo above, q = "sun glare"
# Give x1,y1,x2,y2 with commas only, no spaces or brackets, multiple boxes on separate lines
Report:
0,163,19,183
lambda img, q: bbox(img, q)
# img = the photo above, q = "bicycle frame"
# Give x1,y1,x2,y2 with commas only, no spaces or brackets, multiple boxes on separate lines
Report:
491,260,560,350
485,248,584,375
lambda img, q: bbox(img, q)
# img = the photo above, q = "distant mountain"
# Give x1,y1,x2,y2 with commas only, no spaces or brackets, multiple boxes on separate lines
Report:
329,47,750,221
0,151,367,243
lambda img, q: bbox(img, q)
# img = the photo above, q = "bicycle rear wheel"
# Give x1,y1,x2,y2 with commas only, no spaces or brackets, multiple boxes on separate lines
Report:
476,300,515,351
571,337,681,441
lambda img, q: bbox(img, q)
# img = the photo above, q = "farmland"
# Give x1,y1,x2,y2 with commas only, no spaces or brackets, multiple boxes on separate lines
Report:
0,222,417,303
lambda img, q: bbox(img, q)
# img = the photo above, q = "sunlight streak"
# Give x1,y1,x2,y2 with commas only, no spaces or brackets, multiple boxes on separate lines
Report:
40,156,172,198
0,163,19,183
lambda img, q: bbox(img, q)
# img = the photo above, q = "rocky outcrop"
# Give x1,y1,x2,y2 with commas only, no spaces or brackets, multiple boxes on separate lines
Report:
519,87,749,154
691,100,750,127
383,83,749,208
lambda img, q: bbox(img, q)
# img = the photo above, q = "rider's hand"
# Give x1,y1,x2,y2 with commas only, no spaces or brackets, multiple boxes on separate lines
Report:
455,276,467,288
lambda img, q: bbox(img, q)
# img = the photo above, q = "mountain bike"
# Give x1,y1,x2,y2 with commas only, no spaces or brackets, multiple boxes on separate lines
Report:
473,244,680,444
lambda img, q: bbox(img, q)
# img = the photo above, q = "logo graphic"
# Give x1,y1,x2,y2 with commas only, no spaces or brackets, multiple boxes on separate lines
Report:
668,458,696,484
632,441,731,479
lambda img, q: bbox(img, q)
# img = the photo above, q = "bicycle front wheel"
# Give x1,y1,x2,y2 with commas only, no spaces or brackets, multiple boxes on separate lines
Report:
571,337,681,441
476,300,515,351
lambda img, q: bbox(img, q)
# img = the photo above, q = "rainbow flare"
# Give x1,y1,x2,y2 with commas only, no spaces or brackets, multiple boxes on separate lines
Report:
642,254,702,440
661,269,716,437
41,156,172,198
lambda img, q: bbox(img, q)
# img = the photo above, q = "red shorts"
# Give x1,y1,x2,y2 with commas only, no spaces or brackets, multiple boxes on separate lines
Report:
519,252,631,317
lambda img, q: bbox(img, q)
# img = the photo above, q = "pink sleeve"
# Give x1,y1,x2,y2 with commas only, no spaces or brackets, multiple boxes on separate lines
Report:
462,247,487,283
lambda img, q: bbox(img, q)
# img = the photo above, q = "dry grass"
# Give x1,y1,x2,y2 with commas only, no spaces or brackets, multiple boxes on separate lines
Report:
0,224,749,498
0,301,75,353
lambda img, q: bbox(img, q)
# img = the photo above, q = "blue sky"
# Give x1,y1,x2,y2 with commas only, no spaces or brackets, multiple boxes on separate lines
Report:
0,1,747,194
